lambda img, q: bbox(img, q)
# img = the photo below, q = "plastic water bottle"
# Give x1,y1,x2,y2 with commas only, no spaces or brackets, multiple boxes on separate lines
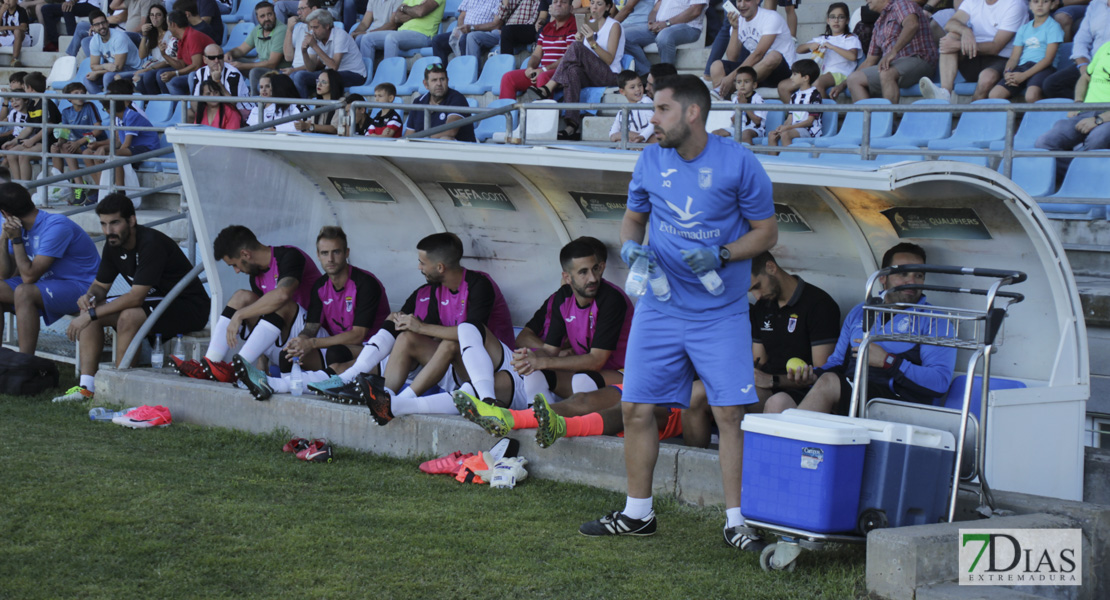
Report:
648,265,671,302
290,357,303,397
89,407,128,422
625,255,649,297
151,333,164,369
172,334,185,362
698,270,725,296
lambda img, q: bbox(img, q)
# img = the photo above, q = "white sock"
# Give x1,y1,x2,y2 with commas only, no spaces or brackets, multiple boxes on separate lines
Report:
524,371,550,400
571,373,600,394
238,318,281,363
457,323,496,399
269,375,290,393
340,330,395,382
623,496,654,520
80,374,95,392
205,315,233,361
391,392,459,416
396,386,417,400
725,507,745,529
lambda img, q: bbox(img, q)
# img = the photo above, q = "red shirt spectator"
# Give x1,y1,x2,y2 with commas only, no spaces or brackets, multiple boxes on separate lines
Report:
499,0,578,99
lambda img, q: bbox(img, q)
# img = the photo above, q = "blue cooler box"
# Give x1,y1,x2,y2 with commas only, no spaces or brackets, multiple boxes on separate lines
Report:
781,410,956,532
740,413,869,533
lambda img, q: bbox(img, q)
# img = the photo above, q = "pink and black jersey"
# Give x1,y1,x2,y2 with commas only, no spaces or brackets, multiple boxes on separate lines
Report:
400,268,515,347
540,279,633,370
307,266,389,341
250,245,322,310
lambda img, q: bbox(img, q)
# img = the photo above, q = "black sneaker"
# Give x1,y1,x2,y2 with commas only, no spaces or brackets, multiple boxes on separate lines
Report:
579,511,657,537
723,525,766,553
355,373,393,425
328,380,362,404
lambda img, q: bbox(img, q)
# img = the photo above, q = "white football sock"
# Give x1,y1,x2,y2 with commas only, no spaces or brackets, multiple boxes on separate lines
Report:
80,374,95,392
340,329,395,383
523,371,550,400
205,315,233,362
571,372,600,394
458,323,496,399
238,318,282,363
391,392,459,416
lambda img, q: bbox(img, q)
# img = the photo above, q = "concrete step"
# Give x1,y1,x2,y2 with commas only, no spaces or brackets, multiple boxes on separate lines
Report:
916,583,1057,600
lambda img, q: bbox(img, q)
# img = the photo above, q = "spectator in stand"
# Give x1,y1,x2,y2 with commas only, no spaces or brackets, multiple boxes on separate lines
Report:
1043,0,1109,100
0,0,32,68
499,0,576,100
405,63,476,141
500,0,541,55
783,2,859,102
66,0,153,59
18,0,48,36
3,73,61,184
188,44,250,121
767,58,821,149
276,0,342,24
115,4,172,88
357,0,445,66
0,96,29,175
364,82,403,137
292,9,366,98
432,0,502,63
530,0,625,140
295,68,346,133
85,79,160,204
762,0,797,38
0,182,99,356
623,0,706,76
711,65,764,143
146,9,214,96
194,79,244,128
841,0,936,104
1051,0,1088,44
609,69,655,143
1036,40,1110,177
41,0,99,52
919,0,1028,102
179,0,224,48
86,10,143,94
247,71,309,131
50,82,104,206
171,0,218,41
226,1,292,95
708,0,795,99
349,0,403,44
344,92,372,134
0,72,27,151
644,60,675,97
988,0,1062,102
282,0,326,82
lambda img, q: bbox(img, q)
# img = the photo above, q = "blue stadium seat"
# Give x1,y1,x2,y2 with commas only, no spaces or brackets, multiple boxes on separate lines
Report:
899,64,939,98
952,71,977,97
443,0,463,18
1042,153,1110,219
222,21,255,54
752,99,785,145
1000,156,1056,197
52,58,91,91
396,56,443,96
223,0,261,24
360,57,374,85
456,54,515,95
580,86,607,115
474,98,517,142
144,100,181,128
940,375,1026,421
363,56,406,93
927,99,1009,150
790,98,840,146
621,54,634,71
988,98,1070,151
447,55,478,90
871,99,953,148
810,98,894,148
939,147,991,167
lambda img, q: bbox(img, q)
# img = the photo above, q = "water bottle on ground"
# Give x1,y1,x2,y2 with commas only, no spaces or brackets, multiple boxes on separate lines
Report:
89,407,128,422
648,264,671,302
290,358,303,397
625,255,649,297
151,333,164,369
698,270,725,296
172,334,185,362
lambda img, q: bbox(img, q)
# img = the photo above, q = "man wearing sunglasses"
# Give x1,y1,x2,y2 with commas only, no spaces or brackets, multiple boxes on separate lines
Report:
189,43,251,120
226,1,291,94
85,9,141,94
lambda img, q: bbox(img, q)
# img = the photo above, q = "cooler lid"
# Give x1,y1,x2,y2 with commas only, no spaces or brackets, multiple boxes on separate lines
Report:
780,409,956,450
741,413,870,445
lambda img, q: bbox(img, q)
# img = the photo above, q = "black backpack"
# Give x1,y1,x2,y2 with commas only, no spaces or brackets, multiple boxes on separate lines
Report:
0,347,60,396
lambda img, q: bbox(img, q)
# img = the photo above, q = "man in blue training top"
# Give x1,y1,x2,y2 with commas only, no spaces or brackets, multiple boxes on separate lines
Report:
764,242,957,416
579,74,778,552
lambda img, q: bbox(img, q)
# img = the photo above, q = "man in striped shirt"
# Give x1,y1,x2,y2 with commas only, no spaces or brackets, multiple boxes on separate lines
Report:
498,0,576,99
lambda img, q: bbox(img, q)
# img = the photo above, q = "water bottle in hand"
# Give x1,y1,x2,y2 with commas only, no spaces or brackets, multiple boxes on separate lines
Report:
290,357,303,397
698,270,725,296
151,333,164,369
648,264,670,301
625,255,649,297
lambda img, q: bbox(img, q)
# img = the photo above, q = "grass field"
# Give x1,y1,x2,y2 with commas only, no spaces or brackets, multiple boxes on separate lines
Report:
0,372,866,600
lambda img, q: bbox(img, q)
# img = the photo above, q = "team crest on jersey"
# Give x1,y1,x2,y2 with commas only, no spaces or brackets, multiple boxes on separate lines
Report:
345,296,353,312
698,168,712,189
787,314,798,333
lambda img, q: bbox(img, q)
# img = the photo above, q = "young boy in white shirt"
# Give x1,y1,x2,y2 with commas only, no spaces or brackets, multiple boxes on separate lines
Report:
609,70,656,144
713,66,766,144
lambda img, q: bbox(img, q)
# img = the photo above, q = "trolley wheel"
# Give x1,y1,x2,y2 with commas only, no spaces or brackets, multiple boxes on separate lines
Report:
759,543,798,572
858,509,889,534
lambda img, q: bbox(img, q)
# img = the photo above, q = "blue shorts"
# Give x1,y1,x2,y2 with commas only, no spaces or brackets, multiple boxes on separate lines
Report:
621,304,757,408
3,276,88,325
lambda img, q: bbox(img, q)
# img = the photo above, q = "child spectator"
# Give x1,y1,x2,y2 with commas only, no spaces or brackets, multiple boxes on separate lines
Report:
51,82,105,205
780,2,859,102
365,82,402,139
3,72,61,183
768,58,822,148
0,0,32,67
989,0,1063,102
84,78,161,205
344,93,372,136
609,70,655,144
713,66,766,144
0,95,28,173
0,71,27,147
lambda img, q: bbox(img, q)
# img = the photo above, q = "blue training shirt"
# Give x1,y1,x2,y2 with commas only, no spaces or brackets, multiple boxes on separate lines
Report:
626,134,775,320
8,211,99,283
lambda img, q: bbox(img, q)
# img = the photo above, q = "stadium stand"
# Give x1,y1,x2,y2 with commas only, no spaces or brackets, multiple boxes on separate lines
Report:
1043,153,1110,220
223,0,263,25
396,56,442,96
869,99,953,148
926,99,1010,150
809,98,894,148
455,53,515,96
222,21,256,54
1003,156,1056,198
987,98,1071,151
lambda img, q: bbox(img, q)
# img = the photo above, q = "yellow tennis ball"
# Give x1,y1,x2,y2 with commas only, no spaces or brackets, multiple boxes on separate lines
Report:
786,357,807,372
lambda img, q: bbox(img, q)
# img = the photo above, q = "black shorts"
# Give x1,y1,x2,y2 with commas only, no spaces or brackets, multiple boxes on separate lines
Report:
142,294,210,339
1000,62,1056,95
770,385,808,406
775,0,800,7
958,54,1008,83
725,46,793,88
822,365,914,417
324,344,355,366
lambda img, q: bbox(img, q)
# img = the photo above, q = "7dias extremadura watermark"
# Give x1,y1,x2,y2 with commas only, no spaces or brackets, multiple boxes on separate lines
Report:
959,529,1082,586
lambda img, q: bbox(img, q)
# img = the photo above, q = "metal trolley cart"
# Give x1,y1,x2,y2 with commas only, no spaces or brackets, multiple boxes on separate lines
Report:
741,265,1026,572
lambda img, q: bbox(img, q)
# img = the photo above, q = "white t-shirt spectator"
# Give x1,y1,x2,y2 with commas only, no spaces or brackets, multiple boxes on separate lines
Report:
609,95,654,139
655,0,708,31
365,0,404,31
247,102,307,131
808,33,861,77
291,22,309,68
307,27,366,77
959,0,1028,58
732,7,795,66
